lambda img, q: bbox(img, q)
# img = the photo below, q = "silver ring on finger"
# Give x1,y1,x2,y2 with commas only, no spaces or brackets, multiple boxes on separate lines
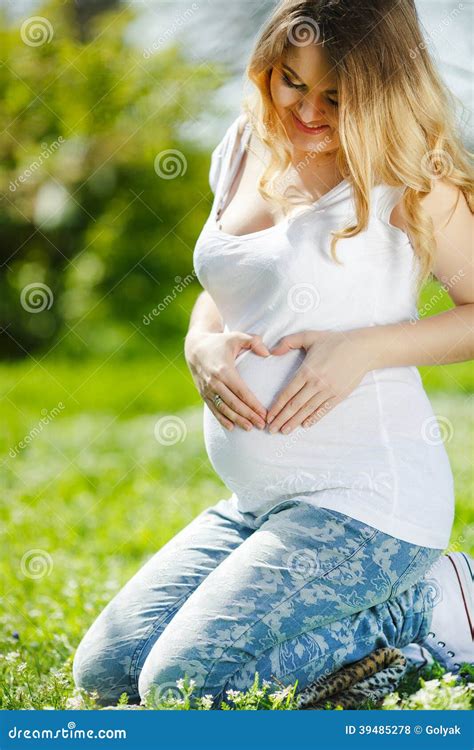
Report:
213,393,224,410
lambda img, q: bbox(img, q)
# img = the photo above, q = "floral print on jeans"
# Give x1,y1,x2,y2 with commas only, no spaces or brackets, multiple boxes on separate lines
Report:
72,496,443,706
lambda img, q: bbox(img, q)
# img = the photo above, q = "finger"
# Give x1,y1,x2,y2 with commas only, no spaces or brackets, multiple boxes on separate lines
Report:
204,395,253,432
204,398,234,431
219,377,267,428
279,391,330,433
266,370,307,424
301,396,340,428
270,332,306,355
268,383,322,433
205,380,256,431
224,367,267,420
244,333,271,357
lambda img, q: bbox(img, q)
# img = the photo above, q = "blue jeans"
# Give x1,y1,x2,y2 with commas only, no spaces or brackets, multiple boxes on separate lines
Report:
72,496,443,706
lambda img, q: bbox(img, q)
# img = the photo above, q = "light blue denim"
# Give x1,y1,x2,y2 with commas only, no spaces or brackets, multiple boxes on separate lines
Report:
72,496,443,707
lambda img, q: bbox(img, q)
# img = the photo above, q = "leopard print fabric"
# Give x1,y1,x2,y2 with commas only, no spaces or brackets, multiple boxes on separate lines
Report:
296,647,407,710
100,647,406,709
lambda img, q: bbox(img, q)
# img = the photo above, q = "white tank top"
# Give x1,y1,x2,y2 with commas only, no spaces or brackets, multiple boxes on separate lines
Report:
193,114,454,549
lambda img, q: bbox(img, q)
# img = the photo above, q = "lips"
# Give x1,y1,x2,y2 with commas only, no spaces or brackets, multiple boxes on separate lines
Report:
291,111,329,135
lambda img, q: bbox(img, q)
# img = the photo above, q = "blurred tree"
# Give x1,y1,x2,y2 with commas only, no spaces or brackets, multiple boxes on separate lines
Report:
69,0,121,43
0,0,225,359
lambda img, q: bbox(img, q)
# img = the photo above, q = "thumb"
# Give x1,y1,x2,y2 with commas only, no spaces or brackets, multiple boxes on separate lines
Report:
270,332,306,355
239,333,271,357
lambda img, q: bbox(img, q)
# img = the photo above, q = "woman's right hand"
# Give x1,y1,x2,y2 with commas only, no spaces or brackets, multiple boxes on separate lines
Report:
184,330,270,431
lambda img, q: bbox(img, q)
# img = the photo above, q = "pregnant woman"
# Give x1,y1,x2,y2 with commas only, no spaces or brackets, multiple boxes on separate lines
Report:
73,0,473,707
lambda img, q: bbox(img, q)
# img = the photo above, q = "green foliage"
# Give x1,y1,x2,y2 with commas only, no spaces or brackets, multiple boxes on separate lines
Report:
0,0,224,358
0,356,472,710
1,0,472,719
143,673,300,710
382,672,474,711
1,0,470,366
417,278,474,392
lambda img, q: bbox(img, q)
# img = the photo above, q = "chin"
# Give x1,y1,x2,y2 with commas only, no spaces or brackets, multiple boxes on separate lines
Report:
291,130,334,154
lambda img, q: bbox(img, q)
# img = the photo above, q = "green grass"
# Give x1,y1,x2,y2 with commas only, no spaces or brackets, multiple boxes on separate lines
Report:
0,352,472,710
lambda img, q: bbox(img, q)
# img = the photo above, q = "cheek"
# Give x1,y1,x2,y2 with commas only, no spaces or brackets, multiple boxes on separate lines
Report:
270,76,299,113
328,108,340,128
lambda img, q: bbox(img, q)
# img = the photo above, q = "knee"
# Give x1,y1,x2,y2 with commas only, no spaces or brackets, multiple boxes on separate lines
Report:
137,645,210,706
72,636,112,706
72,628,137,707
72,638,97,697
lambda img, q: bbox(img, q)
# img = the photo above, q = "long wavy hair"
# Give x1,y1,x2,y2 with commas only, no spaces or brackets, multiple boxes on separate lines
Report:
242,0,473,292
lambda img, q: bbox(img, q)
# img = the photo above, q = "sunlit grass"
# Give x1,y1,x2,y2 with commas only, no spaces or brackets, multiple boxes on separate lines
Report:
0,354,472,709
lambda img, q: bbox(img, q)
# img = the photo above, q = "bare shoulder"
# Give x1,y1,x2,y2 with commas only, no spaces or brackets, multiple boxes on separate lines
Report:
389,178,471,233
389,198,409,233
419,178,472,302
418,177,470,230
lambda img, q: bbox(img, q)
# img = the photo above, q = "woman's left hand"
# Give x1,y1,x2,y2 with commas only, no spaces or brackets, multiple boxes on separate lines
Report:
266,329,373,433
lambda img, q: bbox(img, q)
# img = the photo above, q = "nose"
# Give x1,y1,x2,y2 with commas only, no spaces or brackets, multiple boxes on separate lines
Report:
297,96,327,124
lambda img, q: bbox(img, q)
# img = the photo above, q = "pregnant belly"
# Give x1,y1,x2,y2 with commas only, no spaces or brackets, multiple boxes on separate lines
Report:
203,348,454,513
203,348,393,509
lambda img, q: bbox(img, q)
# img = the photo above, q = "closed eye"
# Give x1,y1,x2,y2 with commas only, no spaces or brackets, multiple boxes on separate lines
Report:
281,72,338,106
281,71,306,91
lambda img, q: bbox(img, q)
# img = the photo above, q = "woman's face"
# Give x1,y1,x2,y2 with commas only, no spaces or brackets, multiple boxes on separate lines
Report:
269,42,340,156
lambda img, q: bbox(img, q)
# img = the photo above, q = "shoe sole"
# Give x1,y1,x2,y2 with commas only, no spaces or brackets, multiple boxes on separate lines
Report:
447,553,474,641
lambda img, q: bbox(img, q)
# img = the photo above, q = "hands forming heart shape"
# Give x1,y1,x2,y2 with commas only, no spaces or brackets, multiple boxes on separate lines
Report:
186,327,374,435
263,328,372,434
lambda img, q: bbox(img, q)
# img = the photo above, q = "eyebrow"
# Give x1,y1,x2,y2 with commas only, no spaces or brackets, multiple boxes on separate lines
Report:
282,63,338,94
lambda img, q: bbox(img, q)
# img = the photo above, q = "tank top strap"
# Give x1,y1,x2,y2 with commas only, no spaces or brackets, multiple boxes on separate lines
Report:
208,114,252,219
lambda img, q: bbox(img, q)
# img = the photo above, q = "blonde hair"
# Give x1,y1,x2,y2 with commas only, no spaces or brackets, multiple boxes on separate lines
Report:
242,0,473,293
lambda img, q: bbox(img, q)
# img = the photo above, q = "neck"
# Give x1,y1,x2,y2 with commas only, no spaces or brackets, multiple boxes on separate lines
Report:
291,144,337,168
290,149,340,182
